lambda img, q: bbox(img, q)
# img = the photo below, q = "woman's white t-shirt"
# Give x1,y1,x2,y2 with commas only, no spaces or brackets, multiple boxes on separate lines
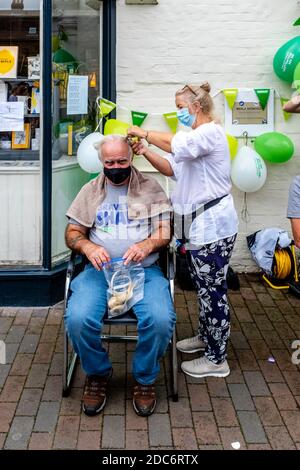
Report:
164,121,238,246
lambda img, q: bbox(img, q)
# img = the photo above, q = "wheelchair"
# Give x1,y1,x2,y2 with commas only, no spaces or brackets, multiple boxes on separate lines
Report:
62,247,178,402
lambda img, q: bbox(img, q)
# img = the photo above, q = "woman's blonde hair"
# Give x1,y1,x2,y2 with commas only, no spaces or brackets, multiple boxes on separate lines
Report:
175,81,216,120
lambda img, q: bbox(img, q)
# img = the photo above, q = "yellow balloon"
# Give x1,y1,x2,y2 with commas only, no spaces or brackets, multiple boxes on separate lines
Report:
104,119,130,136
226,133,238,160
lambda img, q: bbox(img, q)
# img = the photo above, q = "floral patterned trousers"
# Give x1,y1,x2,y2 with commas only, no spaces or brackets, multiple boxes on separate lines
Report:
186,235,237,364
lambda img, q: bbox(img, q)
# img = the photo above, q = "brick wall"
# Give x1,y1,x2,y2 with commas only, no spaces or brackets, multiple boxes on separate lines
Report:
115,0,300,271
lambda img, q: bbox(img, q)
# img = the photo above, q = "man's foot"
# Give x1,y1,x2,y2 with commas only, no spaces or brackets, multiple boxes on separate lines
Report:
82,370,112,416
132,381,156,417
176,335,206,353
181,356,230,378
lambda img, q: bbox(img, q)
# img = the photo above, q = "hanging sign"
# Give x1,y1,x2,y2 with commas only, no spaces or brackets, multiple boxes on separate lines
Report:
0,46,18,78
224,88,275,137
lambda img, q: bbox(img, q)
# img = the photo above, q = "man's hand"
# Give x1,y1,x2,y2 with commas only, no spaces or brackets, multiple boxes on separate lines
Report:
123,219,171,265
65,223,111,270
123,240,152,265
83,242,111,271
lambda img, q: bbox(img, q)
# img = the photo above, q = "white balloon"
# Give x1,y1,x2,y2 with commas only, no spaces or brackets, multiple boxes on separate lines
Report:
231,145,267,193
77,132,104,173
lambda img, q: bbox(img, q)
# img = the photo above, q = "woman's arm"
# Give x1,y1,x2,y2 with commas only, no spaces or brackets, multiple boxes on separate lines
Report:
127,125,173,153
131,141,174,176
146,130,173,153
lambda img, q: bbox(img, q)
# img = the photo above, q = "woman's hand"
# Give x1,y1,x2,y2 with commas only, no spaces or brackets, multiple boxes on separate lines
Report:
127,126,147,140
131,140,148,156
82,242,111,271
123,240,152,265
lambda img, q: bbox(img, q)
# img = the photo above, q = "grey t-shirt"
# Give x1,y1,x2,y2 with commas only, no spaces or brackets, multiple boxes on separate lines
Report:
69,182,169,267
287,176,300,218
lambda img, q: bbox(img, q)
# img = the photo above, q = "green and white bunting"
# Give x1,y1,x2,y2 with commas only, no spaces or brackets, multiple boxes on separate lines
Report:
280,97,292,121
163,112,178,133
222,88,238,109
254,88,270,110
131,110,148,127
96,85,293,133
99,98,116,117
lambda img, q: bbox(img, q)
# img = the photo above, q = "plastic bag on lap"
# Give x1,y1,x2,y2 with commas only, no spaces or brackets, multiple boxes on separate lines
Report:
103,258,145,318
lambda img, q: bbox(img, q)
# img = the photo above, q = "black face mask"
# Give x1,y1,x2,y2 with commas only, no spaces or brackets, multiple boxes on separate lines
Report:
104,166,131,185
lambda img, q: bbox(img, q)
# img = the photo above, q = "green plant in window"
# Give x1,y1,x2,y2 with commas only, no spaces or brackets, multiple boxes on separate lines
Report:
87,99,98,130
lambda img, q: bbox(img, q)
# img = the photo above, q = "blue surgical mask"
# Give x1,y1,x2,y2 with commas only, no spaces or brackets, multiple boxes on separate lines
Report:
177,107,196,127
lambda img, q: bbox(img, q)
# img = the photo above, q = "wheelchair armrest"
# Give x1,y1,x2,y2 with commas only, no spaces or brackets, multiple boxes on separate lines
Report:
65,251,88,306
158,245,175,280
66,251,87,278
66,250,77,277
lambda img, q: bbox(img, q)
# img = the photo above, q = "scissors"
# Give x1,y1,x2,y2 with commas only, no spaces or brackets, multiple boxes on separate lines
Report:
125,135,140,146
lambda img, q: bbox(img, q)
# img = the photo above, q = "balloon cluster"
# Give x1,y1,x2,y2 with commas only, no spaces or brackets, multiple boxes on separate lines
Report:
228,131,294,193
273,36,300,86
229,36,299,193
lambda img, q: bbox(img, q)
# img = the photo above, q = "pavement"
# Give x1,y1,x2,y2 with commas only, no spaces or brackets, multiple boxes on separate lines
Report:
0,273,300,450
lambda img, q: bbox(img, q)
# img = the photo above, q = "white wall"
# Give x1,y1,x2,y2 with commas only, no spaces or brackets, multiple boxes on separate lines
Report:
116,0,300,271
0,166,41,265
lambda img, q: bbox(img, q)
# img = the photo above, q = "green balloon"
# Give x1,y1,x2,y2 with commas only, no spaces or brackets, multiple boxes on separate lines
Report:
273,36,300,83
254,132,294,163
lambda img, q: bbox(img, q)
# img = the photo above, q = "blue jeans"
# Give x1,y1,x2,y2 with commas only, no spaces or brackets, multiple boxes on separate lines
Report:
65,263,176,385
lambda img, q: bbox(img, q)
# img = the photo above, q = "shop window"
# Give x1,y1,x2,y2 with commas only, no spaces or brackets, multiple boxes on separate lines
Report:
52,1,101,161
0,0,40,161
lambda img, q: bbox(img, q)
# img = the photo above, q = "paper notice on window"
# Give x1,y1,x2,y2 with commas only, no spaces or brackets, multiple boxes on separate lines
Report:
67,75,88,115
0,101,24,131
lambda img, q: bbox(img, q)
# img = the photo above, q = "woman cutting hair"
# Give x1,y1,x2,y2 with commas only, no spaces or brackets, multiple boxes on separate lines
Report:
127,82,238,378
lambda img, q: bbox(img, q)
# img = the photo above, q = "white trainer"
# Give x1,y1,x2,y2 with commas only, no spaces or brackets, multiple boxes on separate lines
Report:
176,335,206,354
181,356,230,378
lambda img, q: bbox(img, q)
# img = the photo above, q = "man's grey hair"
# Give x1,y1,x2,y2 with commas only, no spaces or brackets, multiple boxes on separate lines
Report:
94,134,132,160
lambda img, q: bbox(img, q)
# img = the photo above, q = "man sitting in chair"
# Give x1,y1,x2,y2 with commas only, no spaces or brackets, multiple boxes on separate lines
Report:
65,134,176,417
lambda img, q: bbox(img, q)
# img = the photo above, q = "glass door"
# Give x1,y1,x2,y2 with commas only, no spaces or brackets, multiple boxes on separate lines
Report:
0,0,42,267
51,0,102,264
